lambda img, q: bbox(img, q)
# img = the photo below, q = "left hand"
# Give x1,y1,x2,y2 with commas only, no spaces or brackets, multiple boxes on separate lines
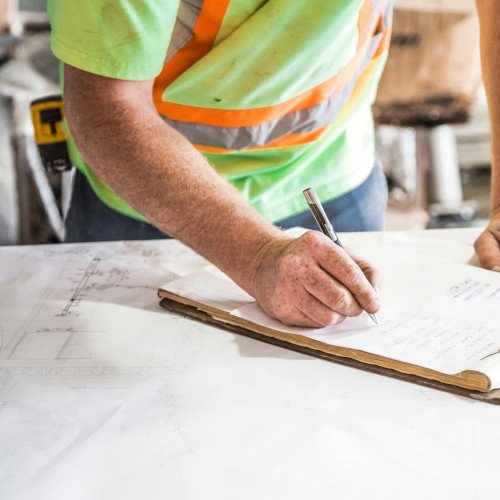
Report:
474,208,500,271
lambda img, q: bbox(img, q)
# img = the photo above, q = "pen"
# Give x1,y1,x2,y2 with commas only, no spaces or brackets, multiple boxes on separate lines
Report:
303,187,379,326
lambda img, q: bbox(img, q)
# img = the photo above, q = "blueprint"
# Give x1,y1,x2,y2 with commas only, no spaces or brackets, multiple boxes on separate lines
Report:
0,240,211,372
4,229,500,500
0,239,225,499
0,229,482,400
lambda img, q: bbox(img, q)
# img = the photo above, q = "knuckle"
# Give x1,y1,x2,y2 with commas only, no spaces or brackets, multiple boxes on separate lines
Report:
300,231,324,252
323,311,337,326
325,311,345,326
343,266,359,284
302,230,321,244
332,289,351,311
316,309,345,327
276,306,312,328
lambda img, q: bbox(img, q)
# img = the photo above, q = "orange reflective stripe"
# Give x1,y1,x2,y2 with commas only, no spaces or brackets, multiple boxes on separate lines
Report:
336,34,390,122
253,125,330,150
192,144,237,154
155,36,373,127
374,27,391,58
153,0,231,101
357,0,373,49
193,125,332,154
154,4,380,128
186,26,391,153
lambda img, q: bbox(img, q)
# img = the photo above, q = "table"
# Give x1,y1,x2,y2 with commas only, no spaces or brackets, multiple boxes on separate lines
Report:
1,228,498,500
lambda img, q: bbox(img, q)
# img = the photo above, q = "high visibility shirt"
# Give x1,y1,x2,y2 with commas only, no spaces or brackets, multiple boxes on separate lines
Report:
47,0,392,223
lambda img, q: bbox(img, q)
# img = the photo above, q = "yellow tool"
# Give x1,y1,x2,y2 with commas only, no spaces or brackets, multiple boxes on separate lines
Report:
30,95,72,173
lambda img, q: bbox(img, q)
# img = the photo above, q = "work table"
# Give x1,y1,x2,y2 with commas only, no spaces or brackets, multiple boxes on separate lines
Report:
1,228,498,500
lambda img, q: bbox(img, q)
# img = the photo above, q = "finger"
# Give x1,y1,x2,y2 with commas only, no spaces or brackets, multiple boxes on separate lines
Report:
317,241,380,314
273,286,346,327
294,289,347,327
303,266,363,317
349,251,384,291
278,305,326,328
474,230,500,271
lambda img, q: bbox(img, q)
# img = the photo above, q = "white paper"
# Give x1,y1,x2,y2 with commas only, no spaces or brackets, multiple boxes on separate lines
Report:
0,240,209,368
165,266,254,312
4,230,500,500
161,242,500,376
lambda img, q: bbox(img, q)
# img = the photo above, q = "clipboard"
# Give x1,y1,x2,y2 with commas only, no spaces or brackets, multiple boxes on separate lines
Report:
159,296,500,405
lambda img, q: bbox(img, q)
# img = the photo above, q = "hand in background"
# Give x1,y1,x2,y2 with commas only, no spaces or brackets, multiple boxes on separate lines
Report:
474,208,500,272
251,231,382,328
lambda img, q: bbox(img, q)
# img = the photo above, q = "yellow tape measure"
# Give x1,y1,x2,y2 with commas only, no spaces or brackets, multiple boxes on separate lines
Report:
30,95,72,173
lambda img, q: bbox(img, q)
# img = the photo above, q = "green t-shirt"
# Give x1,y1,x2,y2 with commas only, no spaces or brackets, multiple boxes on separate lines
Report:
47,0,391,223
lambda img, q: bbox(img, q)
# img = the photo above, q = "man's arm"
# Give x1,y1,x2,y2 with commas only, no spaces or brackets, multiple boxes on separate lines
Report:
63,64,381,327
474,0,500,271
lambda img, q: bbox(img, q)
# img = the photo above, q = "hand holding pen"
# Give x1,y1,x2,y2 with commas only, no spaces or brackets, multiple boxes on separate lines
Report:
251,196,381,328
303,187,380,326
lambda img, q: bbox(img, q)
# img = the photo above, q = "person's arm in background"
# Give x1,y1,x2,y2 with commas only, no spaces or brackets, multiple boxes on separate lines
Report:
63,65,381,328
474,0,500,271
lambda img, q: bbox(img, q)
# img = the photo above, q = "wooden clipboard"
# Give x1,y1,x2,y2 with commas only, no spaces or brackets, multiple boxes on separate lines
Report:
159,297,500,406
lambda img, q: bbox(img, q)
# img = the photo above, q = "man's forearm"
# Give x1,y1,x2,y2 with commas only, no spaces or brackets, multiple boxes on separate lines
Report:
64,69,282,296
472,1,500,270
63,64,381,327
477,0,500,211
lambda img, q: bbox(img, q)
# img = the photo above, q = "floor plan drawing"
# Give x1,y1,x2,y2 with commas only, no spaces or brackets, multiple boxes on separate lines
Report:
0,240,210,376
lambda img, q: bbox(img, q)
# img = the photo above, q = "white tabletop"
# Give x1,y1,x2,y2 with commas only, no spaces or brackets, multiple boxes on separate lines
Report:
1,228,499,500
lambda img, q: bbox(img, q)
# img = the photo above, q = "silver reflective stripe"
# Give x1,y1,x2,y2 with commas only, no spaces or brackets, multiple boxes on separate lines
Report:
160,32,385,150
363,0,392,38
164,0,205,65
381,0,393,30
372,0,383,14
368,0,383,34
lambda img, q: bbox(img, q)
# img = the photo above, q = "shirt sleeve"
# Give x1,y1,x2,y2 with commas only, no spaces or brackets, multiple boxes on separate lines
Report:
47,0,180,80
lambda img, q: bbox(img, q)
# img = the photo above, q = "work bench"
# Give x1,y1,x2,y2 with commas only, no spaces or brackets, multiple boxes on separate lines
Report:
1,227,498,500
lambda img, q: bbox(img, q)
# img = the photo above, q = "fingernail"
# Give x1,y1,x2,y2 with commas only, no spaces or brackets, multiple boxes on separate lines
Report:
374,285,380,296
493,266,500,272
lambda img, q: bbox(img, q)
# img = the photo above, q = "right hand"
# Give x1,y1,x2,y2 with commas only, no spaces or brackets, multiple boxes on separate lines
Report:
251,231,382,328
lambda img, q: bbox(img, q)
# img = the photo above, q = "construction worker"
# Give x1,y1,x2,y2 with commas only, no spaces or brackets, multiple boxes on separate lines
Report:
45,1,500,328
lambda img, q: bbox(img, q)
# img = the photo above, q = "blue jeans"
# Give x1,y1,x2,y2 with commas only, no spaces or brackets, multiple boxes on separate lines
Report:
276,164,388,232
64,165,387,242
